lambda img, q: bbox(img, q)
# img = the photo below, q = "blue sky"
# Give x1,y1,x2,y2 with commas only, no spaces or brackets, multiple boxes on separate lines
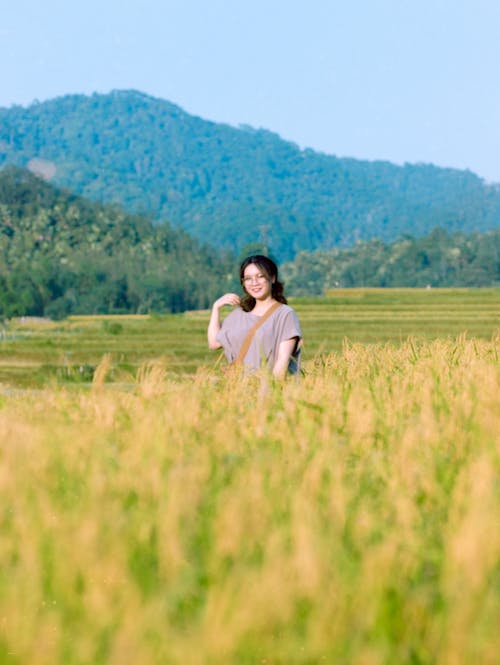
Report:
2,0,500,181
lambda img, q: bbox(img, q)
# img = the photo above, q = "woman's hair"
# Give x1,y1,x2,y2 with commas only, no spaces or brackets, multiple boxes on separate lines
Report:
239,255,287,312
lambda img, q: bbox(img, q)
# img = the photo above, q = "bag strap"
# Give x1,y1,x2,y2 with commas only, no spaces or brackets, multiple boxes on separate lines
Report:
234,302,282,365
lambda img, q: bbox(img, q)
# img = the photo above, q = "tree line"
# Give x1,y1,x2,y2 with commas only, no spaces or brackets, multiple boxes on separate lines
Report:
282,228,500,294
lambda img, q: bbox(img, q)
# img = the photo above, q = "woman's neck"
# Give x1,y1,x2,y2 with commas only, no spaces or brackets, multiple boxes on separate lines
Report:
251,297,276,315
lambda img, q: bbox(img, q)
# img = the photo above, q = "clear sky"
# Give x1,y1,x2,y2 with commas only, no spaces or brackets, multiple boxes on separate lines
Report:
2,0,500,182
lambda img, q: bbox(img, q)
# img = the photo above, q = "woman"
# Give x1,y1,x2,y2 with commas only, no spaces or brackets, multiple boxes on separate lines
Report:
208,255,302,379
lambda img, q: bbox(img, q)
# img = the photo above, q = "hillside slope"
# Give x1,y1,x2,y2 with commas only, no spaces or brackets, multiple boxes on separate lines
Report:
0,167,235,317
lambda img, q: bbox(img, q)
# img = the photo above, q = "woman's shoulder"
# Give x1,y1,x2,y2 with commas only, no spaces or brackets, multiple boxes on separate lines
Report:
275,303,302,334
277,303,298,317
221,307,247,324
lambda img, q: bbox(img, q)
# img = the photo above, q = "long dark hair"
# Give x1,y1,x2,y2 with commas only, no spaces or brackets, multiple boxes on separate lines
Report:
239,255,287,312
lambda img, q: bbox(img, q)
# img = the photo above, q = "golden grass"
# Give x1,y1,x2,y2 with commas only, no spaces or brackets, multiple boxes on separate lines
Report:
0,336,499,664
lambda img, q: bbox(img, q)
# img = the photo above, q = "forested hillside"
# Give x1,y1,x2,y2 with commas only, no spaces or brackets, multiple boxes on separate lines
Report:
2,90,500,260
0,166,499,318
0,167,235,318
282,228,500,294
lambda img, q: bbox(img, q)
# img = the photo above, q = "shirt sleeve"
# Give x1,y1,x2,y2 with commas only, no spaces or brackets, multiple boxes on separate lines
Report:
276,308,302,344
274,307,302,374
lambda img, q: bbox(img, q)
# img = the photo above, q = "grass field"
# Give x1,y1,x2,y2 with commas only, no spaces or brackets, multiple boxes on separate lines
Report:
0,288,499,388
0,289,499,664
1,338,499,664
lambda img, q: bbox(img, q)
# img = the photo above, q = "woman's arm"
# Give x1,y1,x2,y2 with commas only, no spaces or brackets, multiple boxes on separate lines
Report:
207,293,241,349
273,337,299,380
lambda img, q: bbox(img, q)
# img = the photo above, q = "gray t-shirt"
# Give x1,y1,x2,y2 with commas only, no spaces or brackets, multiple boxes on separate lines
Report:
216,304,302,374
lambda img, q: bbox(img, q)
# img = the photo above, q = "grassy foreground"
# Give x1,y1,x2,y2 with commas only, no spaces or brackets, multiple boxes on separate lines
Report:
1,336,499,664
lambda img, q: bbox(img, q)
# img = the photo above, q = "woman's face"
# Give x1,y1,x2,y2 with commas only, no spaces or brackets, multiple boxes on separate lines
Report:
242,263,273,300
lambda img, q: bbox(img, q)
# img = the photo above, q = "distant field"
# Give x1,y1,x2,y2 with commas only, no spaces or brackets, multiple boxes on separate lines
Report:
303,287,500,350
0,288,499,388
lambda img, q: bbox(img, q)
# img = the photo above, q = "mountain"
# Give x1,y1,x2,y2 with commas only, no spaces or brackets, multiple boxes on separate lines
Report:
0,166,235,318
1,90,500,260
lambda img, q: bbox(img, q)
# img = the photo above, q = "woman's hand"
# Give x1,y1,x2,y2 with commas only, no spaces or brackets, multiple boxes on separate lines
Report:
213,293,241,310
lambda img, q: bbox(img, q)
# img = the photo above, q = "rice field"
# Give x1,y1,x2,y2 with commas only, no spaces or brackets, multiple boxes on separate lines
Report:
0,290,499,664
0,288,499,387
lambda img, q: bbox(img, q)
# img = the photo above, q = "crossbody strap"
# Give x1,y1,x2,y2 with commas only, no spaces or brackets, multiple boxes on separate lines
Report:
234,302,282,365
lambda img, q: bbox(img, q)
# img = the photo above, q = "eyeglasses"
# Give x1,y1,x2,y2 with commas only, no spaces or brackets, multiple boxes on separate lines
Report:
242,274,268,285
